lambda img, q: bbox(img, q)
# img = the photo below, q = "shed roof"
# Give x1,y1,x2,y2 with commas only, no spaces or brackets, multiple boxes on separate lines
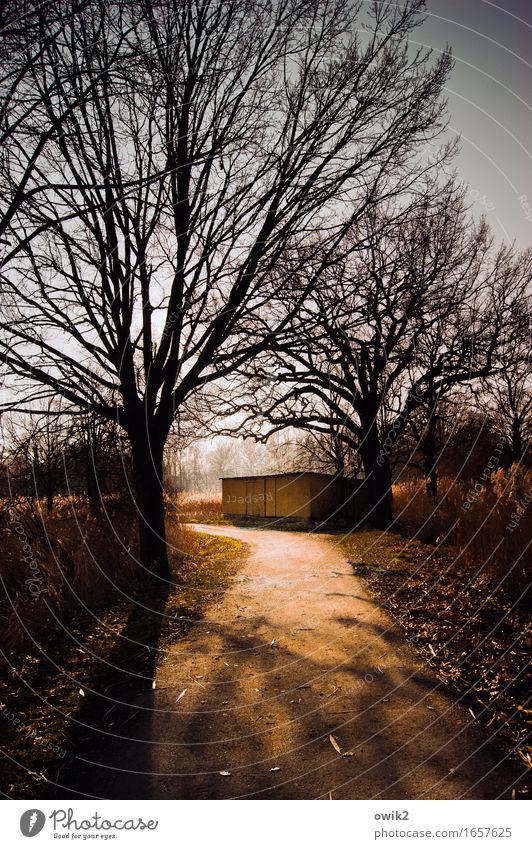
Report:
221,471,333,481
221,472,363,481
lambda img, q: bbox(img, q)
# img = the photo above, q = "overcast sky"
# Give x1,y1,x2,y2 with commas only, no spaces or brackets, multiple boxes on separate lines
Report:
419,0,532,248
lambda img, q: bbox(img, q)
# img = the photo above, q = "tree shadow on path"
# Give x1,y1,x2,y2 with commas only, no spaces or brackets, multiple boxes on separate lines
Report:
49,584,169,799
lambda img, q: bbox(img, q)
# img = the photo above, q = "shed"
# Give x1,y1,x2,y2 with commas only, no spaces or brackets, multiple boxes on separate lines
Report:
221,472,367,523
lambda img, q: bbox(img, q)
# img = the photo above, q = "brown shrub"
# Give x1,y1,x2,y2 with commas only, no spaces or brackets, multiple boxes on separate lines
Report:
0,489,212,656
393,465,532,606
0,495,141,654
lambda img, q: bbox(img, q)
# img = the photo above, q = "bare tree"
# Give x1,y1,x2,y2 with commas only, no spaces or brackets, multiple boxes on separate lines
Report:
479,334,532,467
244,187,531,526
392,389,470,498
0,0,106,243
2,403,72,512
0,0,454,576
394,270,531,496
66,411,127,515
277,418,361,477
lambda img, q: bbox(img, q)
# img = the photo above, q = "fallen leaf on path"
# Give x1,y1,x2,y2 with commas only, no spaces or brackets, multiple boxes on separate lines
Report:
176,689,187,703
329,734,342,754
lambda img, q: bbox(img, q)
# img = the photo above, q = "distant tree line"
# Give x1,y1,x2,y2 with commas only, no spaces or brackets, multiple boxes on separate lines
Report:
0,407,128,515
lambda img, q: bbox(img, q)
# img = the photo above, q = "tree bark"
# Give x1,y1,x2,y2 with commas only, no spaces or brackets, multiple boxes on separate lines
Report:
425,467,438,500
130,432,170,582
85,457,102,517
422,407,438,500
511,415,523,464
359,421,394,528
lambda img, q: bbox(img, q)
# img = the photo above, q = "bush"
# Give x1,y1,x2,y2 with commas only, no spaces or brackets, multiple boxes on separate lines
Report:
0,495,141,654
393,465,532,606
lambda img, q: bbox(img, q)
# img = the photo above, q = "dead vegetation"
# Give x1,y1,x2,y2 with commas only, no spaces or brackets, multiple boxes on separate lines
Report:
0,495,140,655
175,490,225,524
0,496,244,798
338,467,531,780
394,464,532,605
339,527,531,785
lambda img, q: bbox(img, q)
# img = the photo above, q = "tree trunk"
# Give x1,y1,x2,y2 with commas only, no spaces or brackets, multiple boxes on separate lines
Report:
511,415,523,464
85,457,102,517
425,467,438,500
130,433,170,582
422,408,438,501
359,422,394,528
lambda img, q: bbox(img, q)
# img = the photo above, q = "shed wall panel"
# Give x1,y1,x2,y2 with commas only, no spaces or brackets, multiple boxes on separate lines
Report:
275,474,312,519
309,474,344,521
265,478,277,517
222,473,368,523
246,478,266,516
222,478,247,516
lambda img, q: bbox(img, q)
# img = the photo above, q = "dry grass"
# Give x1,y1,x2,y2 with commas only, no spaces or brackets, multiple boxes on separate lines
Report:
0,493,237,655
0,495,142,654
175,490,224,523
393,465,532,606
343,466,531,779
0,495,245,797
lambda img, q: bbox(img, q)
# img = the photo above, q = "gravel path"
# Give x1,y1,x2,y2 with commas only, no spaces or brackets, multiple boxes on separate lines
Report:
69,525,523,799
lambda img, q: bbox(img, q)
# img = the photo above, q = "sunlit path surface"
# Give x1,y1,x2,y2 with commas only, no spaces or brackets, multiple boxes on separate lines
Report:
66,526,523,800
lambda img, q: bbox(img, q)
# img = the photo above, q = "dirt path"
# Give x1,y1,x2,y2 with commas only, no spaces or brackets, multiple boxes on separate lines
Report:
69,525,523,799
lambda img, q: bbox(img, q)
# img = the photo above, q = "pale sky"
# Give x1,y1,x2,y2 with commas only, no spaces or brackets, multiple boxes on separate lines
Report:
420,0,532,248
